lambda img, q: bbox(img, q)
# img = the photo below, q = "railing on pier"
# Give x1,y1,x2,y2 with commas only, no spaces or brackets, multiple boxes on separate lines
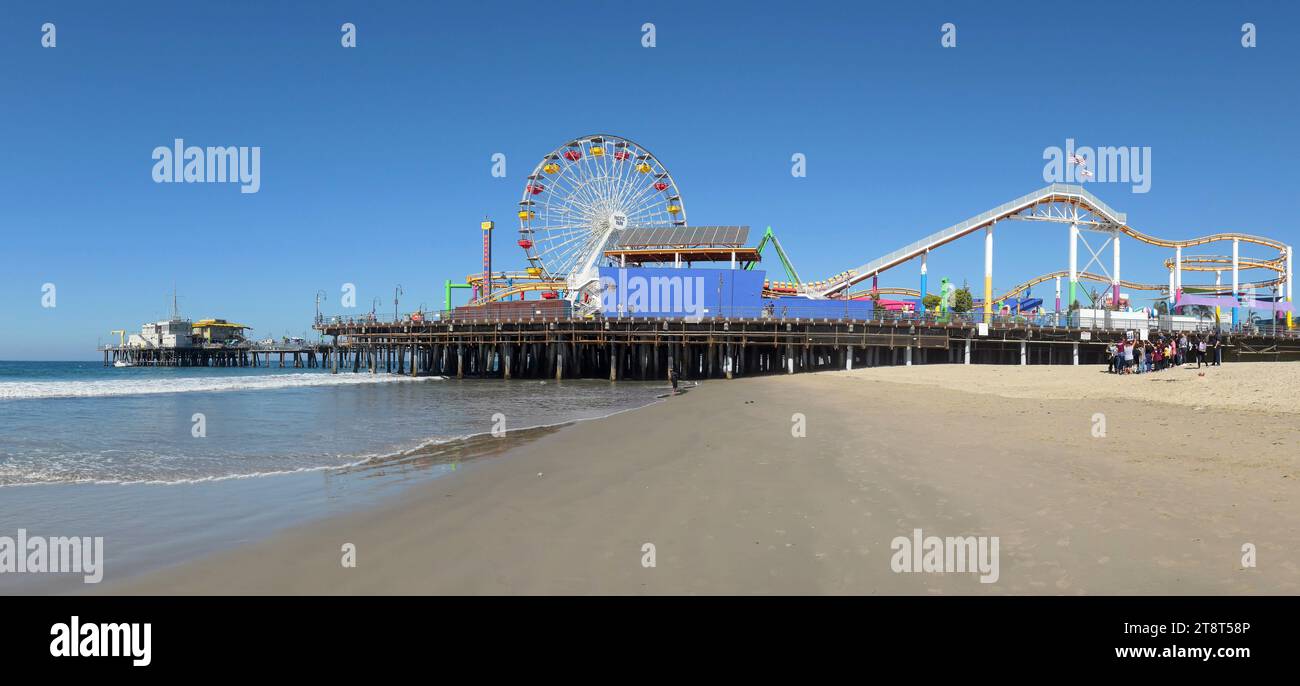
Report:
317,307,1298,339
97,343,328,353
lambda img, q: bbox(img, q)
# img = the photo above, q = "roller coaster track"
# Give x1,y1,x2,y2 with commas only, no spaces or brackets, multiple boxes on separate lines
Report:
848,269,1287,305
1119,225,1284,251
991,270,1283,302
1161,254,1285,272
844,286,925,298
471,279,567,304
818,183,1291,298
846,273,1155,302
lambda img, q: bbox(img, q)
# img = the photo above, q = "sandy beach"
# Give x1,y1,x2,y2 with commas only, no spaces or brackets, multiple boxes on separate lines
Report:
105,361,1300,595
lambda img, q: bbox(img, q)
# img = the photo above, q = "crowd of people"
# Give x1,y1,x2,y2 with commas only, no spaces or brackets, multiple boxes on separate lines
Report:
1106,332,1222,374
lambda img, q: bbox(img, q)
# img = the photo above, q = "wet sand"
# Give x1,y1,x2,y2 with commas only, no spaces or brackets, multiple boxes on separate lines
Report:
105,362,1300,595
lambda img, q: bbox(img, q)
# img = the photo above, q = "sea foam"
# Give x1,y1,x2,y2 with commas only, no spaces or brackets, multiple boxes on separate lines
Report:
0,372,437,400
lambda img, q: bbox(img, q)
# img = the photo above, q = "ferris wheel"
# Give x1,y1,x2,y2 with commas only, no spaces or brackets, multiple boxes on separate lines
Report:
517,134,686,299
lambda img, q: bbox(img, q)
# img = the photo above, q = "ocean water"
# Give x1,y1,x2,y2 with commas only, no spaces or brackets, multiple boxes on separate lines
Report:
0,361,665,592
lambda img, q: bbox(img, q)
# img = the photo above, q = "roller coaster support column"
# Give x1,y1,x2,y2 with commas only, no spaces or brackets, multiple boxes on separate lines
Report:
1174,246,1183,309
1055,276,1061,322
984,225,994,323
1112,233,1121,310
1068,223,1079,314
1215,271,1222,325
1231,239,1240,329
1287,245,1294,329
918,252,928,315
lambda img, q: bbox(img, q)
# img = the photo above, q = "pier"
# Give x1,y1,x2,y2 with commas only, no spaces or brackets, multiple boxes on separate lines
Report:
100,344,333,368
314,313,1300,380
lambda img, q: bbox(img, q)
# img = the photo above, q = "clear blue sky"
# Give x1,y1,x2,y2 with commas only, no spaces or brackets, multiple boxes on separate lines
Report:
1,1,1296,359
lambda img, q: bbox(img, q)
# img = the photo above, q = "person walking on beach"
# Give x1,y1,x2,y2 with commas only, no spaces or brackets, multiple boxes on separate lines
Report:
668,364,679,393
1213,334,1223,366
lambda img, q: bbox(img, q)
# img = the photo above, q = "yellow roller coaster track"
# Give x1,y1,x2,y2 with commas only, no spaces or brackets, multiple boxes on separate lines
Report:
851,270,1287,305
992,270,1282,302
466,271,550,285
1160,254,1285,272
470,280,568,305
1119,225,1285,251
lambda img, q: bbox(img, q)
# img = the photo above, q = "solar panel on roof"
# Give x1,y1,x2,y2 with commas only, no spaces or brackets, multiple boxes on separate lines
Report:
610,225,749,248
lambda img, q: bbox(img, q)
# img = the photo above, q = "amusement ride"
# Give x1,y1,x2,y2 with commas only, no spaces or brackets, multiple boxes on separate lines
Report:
451,134,1293,331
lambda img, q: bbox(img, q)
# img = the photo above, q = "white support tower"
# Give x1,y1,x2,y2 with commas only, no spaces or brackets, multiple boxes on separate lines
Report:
1173,245,1183,309
1288,245,1295,328
1112,233,1121,308
1068,223,1079,309
983,225,994,322
1232,238,1240,296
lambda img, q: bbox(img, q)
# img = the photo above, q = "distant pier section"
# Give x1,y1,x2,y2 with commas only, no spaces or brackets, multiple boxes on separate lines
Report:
101,313,328,368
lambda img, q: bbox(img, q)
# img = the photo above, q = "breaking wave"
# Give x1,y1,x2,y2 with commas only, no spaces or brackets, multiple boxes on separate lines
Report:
0,372,439,400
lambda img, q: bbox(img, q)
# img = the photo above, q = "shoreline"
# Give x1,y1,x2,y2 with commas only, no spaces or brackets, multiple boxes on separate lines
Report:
99,362,1300,595
3,421,571,595
1,379,669,594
